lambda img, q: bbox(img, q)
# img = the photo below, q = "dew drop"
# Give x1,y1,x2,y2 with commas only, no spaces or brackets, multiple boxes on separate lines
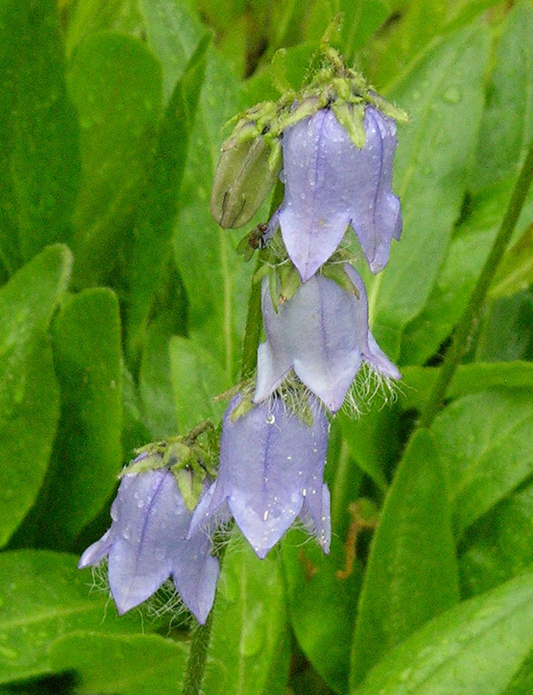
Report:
122,527,131,540
266,414,275,424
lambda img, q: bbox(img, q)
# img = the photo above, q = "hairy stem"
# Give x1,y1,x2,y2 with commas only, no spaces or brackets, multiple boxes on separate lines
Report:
419,141,533,429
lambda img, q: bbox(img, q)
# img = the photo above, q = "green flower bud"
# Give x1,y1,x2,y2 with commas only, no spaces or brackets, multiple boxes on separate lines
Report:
210,133,282,229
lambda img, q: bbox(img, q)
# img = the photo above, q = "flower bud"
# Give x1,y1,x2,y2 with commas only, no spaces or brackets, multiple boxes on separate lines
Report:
210,133,282,229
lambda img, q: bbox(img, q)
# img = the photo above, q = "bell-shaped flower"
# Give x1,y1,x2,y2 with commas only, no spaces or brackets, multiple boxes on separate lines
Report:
275,105,401,281
190,395,330,559
78,468,219,624
254,264,400,412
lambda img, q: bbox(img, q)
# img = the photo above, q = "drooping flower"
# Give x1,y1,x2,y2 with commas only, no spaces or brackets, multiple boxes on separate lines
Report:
272,105,401,282
254,264,400,413
190,395,330,559
78,467,219,624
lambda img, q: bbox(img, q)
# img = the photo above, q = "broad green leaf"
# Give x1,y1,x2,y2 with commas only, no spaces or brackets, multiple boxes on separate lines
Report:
139,316,180,439
67,32,162,288
40,288,122,545
503,650,533,695
142,0,207,102
470,2,533,195
202,535,289,695
431,389,533,537
0,551,141,685
50,632,188,695
174,53,255,377
337,401,400,492
0,245,71,548
283,529,361,693
350,429,460,688
125,34,209,360
0,0,80,269
475,290,533,362
336,0,389,62
489,223,533,298
366,0,447,89
65,0,144,57
460,481,533,599
400,361,533,410
368,24,489,359
353,569,533,695
400,3,533,364
169,336,229,434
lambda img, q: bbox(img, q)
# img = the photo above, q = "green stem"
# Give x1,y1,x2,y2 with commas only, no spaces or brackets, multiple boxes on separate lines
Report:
418,141,533,429
181,181,285,693
240,178,285,380
181,610,214,695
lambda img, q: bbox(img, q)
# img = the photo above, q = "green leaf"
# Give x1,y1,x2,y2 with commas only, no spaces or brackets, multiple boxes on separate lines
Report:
475,290,533,362
0,0,80,269
40,288,122,545
202,535,289,695
169,336,230,434
174,57,255,377
368,24,489,359
400,361,533,410
50,632,188,695
139,316,180,439
460,481,533,599
431,389,533,537
350,429,460,688
0,550,142,685
489,223,533,298
141,0,206,103
337,402,400,492
67,32,162,288
64,0,144,57
125,33,209,360
400,3,533,365
0,245,71,548
353,569,533,695
283,529,361,693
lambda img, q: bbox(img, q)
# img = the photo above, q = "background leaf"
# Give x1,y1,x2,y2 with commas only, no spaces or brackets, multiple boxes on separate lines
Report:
67,31,162,288
431,388,533,537
35,288,123,547
354,570,533,695
0,0,80,270
50,632,188,695
367,23,489,360
0,245,71,548
0,551,142,684
350,429,460,688
202,535,289,695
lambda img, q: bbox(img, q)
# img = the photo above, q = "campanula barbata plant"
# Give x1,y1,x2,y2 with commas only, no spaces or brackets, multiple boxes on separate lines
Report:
79,44,405,625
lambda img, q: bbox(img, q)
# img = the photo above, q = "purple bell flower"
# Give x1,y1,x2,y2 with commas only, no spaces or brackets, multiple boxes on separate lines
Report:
254,264,400,413
78,468,219,624
190,395,330,559
274,106,401,281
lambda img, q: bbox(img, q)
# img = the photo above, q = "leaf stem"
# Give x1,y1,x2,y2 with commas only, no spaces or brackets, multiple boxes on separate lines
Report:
418,141,533,429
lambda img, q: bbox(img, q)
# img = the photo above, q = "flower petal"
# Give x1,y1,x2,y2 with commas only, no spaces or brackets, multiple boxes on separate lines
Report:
277,106,401,279
194,395,329,558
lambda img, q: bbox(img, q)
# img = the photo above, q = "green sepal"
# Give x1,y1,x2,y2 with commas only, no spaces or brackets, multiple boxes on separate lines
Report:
331,101,366,149
229,395,255,422
277,263,302,305
171,465,206,511
252,261,271,284
321,263,360,298
268,265,280,314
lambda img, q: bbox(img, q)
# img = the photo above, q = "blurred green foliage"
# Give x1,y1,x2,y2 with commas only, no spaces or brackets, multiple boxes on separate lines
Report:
1,0,533,693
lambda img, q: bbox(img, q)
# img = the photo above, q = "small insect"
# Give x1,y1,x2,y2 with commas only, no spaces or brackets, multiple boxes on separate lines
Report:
236,222,268,261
